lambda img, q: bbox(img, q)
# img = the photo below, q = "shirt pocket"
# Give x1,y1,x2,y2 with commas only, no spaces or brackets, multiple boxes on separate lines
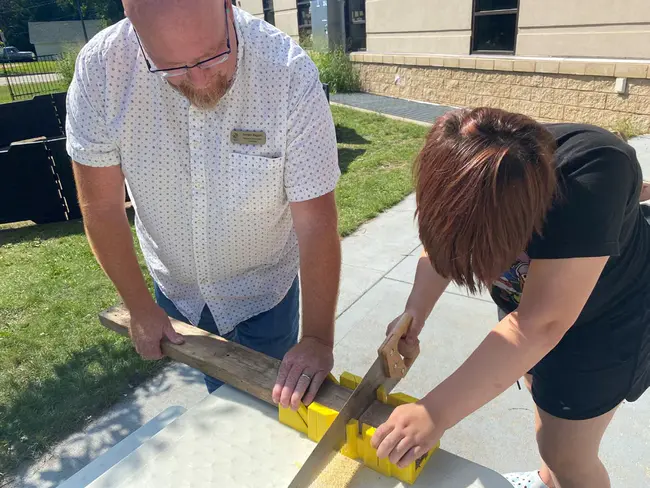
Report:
225,153,285,212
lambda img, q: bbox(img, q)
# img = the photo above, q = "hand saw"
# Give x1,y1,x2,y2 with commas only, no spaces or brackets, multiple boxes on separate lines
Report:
288,313,419,488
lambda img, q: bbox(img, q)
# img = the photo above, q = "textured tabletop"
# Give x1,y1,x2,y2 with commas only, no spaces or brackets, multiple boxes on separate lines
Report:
87,386,511,488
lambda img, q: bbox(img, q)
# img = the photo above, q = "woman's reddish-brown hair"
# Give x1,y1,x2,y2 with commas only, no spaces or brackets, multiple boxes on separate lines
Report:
414,107,557,293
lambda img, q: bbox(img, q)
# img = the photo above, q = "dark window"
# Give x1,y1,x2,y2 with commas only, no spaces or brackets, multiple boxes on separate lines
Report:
263,0,275,25
476,0,517,11
471,0,518,54
297,1,312,46
345,0,366,51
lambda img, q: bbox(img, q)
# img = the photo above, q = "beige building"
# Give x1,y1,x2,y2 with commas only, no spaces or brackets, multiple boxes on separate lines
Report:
363,0,650,60
237,0,300,39
238,0,650,131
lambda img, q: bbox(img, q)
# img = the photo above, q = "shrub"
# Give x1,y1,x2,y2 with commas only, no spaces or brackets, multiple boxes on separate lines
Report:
308,49,360,94
57,47,81,90
299,32,313,51
609,118,649,141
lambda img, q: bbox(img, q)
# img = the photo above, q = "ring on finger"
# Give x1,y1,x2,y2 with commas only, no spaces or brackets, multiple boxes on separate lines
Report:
300,373,312,381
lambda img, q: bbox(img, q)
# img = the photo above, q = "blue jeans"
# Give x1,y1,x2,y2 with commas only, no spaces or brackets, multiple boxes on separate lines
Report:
154,278,300,393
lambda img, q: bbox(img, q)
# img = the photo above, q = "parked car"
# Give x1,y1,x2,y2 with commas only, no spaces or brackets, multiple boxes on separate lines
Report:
0,46,36,62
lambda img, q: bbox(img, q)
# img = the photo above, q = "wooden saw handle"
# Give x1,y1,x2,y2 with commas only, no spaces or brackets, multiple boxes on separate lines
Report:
377,312,419,379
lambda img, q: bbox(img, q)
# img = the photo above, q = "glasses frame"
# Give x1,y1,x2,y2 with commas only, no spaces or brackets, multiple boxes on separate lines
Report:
135,0,232,79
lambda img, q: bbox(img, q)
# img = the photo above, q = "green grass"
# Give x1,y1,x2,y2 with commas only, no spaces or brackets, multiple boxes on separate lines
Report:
0,106,427,479
0,85,11,104
332,105,428,235
0,83,66,104
0,218,164,481
1,60,59,76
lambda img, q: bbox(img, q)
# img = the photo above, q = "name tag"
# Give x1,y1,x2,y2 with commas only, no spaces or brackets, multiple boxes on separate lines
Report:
231,130,266,146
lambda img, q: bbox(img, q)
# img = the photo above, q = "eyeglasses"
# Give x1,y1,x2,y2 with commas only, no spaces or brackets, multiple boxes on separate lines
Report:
135,0,232,79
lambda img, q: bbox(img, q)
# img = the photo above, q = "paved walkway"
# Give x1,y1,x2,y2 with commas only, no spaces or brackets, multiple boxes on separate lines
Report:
14,195,650,488
331,93,650,179
0,73,61,87
331,92,454,125
8,101,650,487
631,134,650,179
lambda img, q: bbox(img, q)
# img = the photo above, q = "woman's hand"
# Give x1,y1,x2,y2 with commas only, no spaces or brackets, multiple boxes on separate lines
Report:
371,401,445,468
385,310,423,360
390,249,450,356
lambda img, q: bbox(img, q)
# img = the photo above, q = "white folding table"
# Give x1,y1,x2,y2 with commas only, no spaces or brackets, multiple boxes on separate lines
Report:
60,385,511,488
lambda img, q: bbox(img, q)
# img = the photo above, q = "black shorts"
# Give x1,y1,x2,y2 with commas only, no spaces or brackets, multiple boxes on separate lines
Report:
499,295,650,421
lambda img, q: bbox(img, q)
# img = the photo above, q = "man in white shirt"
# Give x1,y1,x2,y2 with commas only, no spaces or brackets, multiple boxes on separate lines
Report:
66,0,341,410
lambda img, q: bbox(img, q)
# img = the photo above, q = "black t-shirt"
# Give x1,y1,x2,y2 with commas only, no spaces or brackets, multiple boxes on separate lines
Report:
491,123,650,328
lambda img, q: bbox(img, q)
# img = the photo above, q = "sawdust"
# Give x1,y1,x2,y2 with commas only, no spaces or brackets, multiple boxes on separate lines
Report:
308,454,363,488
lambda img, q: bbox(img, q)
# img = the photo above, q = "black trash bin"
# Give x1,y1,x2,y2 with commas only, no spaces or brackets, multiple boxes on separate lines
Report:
322,83,330,103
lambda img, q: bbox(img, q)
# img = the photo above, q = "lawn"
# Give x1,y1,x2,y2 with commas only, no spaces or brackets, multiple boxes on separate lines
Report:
0,85,12,104
1,60,59,76
0,83,66,104
0,105,428,479
333,105,428,234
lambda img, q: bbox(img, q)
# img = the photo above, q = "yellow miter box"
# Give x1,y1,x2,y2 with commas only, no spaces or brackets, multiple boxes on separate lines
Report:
278,372,439,485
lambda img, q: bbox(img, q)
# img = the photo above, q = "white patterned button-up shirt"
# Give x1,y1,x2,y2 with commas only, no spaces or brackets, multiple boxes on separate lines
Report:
66,8,340,335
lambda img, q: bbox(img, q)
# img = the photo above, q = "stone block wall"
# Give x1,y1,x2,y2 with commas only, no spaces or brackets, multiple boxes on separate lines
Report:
352,58,650,132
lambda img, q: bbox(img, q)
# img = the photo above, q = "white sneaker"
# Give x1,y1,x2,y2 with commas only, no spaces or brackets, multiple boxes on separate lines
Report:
504,471,549,488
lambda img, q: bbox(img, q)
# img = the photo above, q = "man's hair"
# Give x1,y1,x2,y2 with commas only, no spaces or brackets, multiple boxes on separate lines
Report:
414,107,557,293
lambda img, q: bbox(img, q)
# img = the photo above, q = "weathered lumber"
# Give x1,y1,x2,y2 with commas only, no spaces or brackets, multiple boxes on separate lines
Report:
99,305,395,427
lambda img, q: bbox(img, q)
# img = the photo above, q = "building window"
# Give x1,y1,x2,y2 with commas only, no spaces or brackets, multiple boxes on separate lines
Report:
346,0,366,52
297,1,312,46
263,0,275,26
471,0,519,54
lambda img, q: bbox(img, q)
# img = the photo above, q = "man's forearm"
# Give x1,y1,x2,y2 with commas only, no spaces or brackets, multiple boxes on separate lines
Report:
298,228,340,346
83,204,155,313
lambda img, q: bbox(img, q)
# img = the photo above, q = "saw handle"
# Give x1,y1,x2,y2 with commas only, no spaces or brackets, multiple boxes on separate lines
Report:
378,312,419,379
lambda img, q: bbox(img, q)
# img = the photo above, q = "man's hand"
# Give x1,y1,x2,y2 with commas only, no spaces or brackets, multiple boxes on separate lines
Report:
129,305,184,360
272,337,334,410
371,402,444,468
283,192,339,410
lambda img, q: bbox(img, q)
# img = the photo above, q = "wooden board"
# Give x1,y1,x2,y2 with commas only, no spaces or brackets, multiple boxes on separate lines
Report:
100,305,395,427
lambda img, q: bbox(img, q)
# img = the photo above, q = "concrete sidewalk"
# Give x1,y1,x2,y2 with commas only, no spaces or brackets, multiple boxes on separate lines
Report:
631,134,650,178
333,196,650,488
8,101,650,486
332,92,454,125
13,195,650,488
0,73,62,87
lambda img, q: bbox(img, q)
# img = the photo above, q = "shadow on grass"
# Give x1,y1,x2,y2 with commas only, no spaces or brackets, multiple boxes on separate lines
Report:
0,207,135,247
335,125,370,145
0,338,205,488
338,148,366,175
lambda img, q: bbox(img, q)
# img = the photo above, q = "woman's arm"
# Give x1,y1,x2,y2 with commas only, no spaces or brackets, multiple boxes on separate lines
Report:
391,250,451,356
406,250,451,320
372,255,609,467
